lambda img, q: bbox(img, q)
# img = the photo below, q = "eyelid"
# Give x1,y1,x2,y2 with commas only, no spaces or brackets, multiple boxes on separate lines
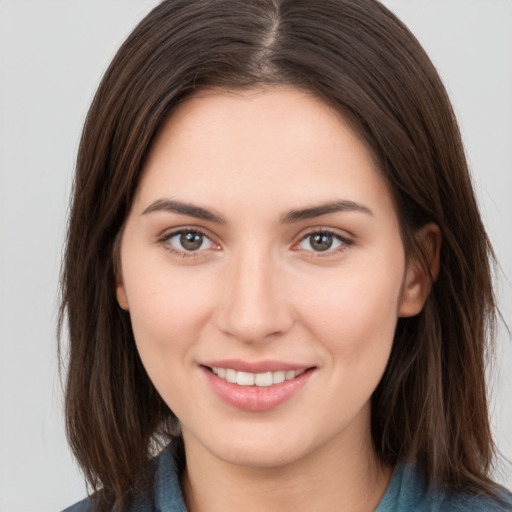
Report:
292,227,353,255
156,225,353,258
157,226,221,257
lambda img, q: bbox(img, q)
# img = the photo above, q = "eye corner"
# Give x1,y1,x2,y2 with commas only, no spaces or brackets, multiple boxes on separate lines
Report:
157,227,222,259
293,228,354,256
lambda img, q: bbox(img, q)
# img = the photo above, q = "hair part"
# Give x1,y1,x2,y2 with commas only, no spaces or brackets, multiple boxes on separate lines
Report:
60,0,499,509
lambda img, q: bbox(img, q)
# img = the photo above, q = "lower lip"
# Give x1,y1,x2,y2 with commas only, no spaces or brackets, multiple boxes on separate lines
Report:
201,367,314,412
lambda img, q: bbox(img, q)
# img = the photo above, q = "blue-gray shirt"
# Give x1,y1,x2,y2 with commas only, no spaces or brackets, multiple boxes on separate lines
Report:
63,445,512,511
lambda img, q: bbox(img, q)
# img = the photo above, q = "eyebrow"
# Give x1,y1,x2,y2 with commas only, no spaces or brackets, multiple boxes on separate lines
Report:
141,199,227,224
141,198,373,224
281,200,374,223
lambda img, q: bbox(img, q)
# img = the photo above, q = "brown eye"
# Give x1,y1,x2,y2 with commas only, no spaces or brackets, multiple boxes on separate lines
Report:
309,233,333,251
180,232,204,251
297,231,347,253
165,230,214,253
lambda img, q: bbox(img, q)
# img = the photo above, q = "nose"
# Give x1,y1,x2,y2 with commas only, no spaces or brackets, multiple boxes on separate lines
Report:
215,246,294,344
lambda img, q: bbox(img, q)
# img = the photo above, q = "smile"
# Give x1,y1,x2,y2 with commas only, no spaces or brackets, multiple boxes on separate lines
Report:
210,367,306,387
202,364,315,412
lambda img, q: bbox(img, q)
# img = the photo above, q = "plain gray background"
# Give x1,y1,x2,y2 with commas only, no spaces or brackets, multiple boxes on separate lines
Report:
0,1,511,510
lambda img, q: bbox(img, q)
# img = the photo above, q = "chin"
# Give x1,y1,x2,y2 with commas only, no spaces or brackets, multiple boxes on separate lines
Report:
183,420,336,470
213,441,306,469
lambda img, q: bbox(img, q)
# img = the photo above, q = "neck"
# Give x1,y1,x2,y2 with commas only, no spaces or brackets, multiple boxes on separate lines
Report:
181,409,392,512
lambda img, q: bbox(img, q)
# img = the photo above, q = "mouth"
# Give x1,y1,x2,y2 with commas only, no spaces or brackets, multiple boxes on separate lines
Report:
200,362,315,412
206,366,306,387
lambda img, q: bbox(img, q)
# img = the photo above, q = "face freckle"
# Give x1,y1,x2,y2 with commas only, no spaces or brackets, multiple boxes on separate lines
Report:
116,86,424,471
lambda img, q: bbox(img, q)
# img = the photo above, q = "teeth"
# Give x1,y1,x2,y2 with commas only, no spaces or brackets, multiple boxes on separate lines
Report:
255,372,272,387
210,367,305,386
285,370,296,380
236,371,255,386
226,369,237,384
273,371,286,384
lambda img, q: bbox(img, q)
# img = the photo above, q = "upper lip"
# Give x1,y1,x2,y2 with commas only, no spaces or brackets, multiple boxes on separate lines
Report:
201,359,313,374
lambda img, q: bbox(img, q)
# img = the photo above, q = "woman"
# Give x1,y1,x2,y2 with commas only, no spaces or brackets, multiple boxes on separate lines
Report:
61,0,512,510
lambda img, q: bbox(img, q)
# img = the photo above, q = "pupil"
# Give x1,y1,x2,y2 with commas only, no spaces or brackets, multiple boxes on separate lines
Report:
181,232,203,251
311,233,332,251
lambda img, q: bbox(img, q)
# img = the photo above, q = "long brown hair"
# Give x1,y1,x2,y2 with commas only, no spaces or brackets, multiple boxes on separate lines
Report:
60,0,500,509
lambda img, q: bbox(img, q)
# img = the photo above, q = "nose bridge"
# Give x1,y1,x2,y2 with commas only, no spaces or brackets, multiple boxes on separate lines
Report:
217,242,292,342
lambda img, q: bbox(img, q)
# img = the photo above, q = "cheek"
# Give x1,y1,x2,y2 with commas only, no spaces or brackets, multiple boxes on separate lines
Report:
298,267,403,420
122,266,220,408
299,261,403,364
122,260,217,358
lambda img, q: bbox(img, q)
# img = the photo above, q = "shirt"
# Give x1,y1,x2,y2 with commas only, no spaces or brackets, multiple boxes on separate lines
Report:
63,444,512,511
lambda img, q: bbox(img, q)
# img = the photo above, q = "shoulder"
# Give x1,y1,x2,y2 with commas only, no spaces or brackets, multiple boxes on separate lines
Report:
439,488,512,512
377,463,512,512
60,491,154,512
61,442,187,512
62,499,92,512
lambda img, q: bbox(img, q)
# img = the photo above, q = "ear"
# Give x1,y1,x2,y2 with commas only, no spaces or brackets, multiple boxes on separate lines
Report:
113,232,129,311
399,223,441,318
115,273,130,311
114,262,129,311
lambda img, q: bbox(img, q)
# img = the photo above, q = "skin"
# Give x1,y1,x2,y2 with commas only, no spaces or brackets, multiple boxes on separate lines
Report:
116,87,440,512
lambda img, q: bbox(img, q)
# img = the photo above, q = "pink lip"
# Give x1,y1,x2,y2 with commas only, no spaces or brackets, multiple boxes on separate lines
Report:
202,359,310,373
200,365,315,412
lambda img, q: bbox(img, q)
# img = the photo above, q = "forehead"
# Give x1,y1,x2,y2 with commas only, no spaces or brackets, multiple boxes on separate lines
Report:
135,87,395,221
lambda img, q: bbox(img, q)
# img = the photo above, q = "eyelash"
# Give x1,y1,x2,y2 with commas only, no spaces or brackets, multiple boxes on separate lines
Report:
157,228,353,258
295,229,353,256
158,228,218,258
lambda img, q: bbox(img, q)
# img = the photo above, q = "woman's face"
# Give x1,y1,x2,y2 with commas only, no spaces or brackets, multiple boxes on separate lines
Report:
116,87,426,469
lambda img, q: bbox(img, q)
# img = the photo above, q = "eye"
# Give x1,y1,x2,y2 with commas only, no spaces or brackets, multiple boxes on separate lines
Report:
297,231,349,253
163,229,215,253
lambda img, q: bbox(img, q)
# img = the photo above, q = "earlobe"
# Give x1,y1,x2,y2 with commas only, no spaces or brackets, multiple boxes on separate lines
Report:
113,233,129,311
399,223,441,318
115,274,130,311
